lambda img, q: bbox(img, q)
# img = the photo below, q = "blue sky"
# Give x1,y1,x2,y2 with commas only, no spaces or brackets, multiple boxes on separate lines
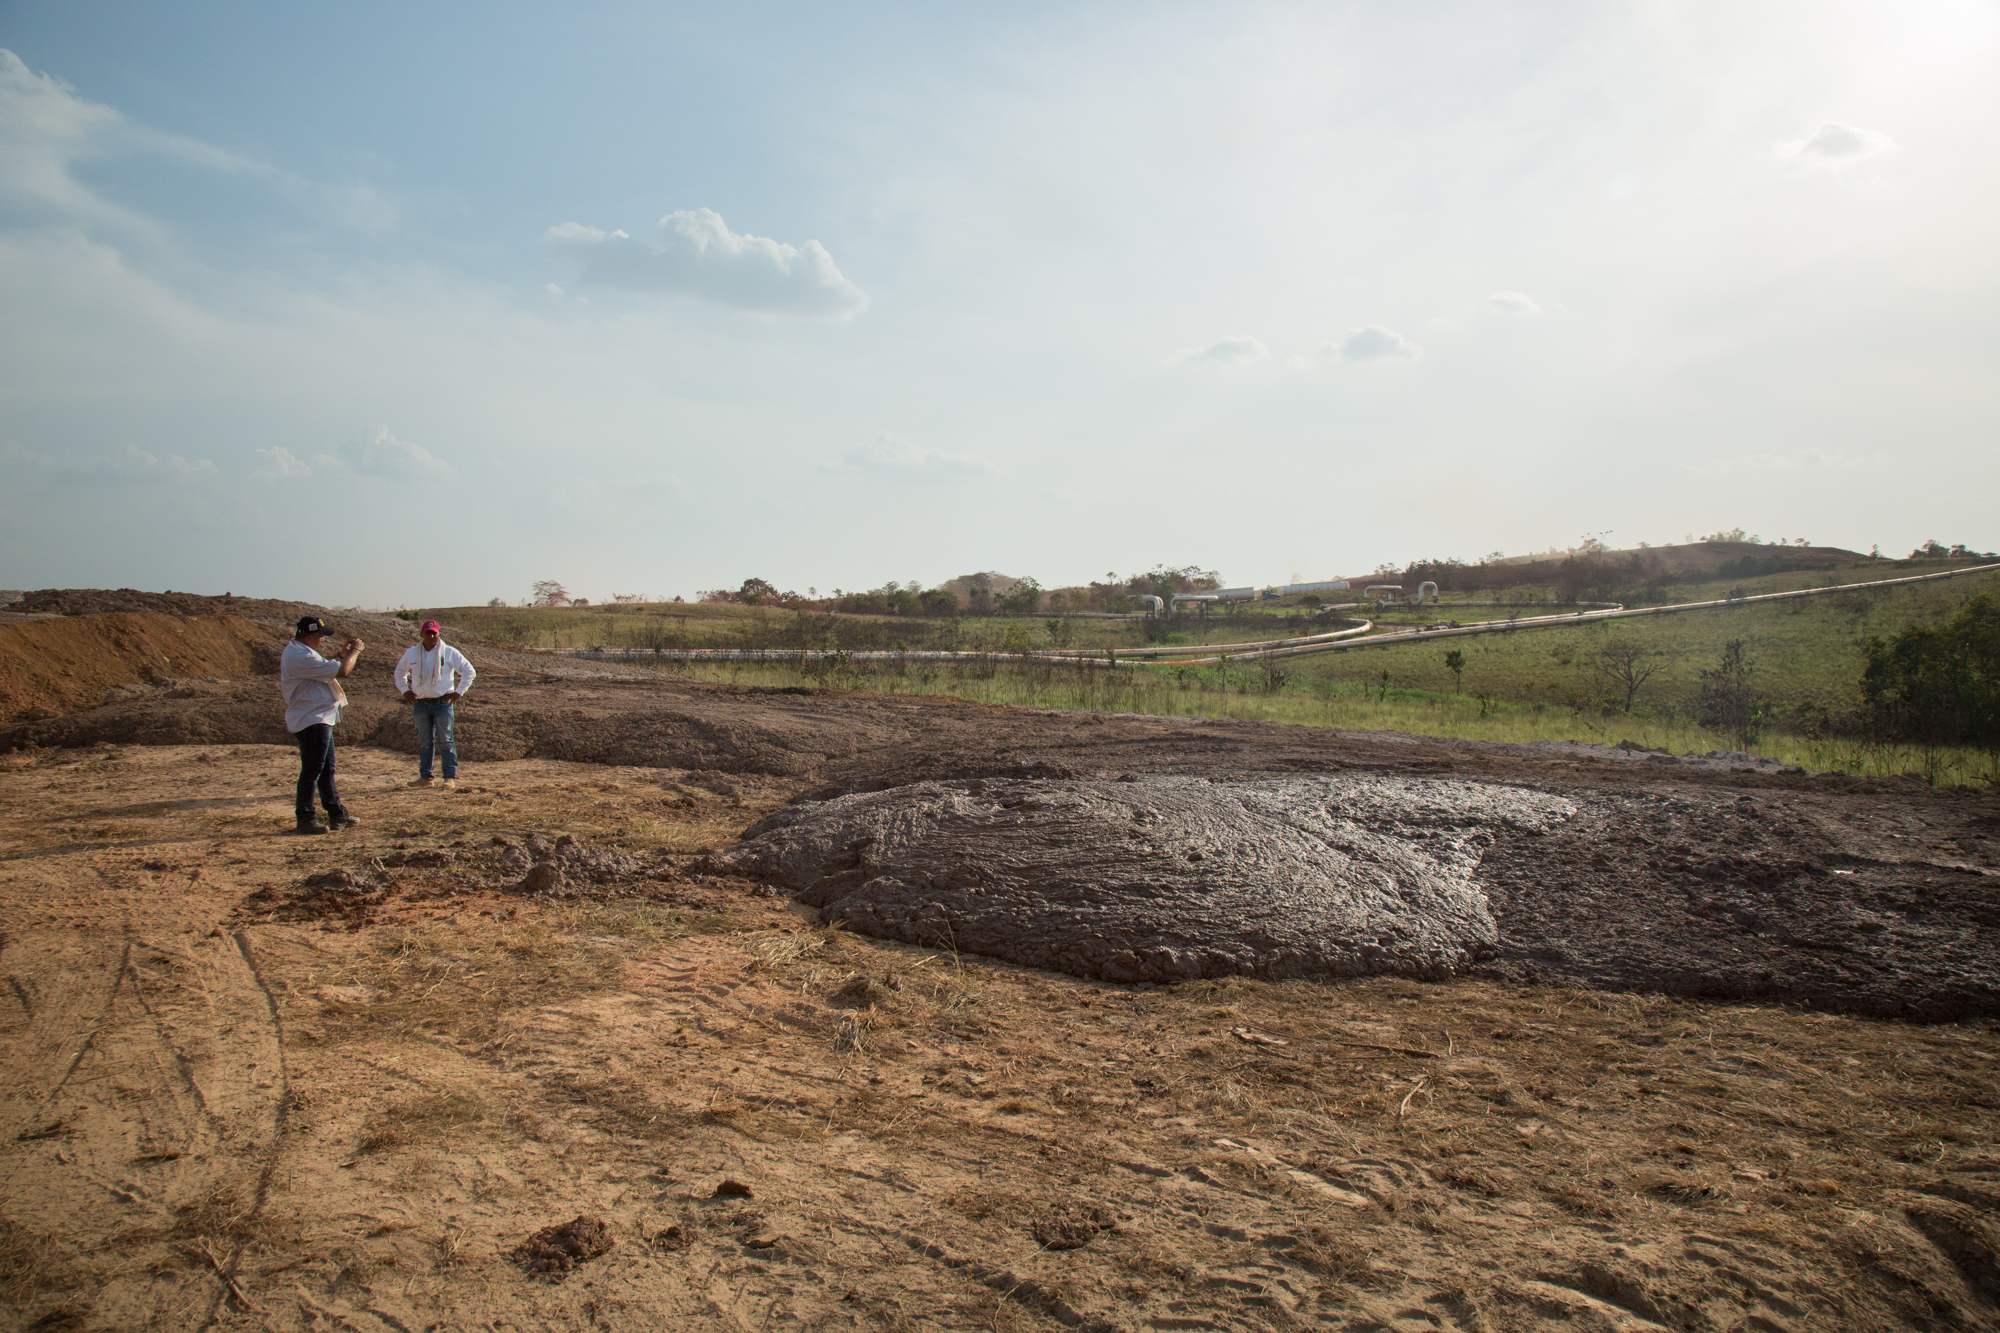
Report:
2,1,1996,606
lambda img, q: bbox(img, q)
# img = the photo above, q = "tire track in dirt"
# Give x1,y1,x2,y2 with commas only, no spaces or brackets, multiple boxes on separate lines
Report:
0,923,289,1328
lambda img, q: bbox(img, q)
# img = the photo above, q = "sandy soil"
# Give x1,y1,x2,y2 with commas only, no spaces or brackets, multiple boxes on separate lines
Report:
1,672,1998,1330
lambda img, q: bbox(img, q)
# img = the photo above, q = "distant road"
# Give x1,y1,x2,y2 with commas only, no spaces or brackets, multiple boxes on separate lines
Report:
1174,561,2000,664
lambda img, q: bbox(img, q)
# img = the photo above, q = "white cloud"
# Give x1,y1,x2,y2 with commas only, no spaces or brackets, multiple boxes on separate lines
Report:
0,47,396,234
344,426,450,479
1331,325,1422,361
825,434,993,483
2,438,217,485
254,445,318,476
1487,291,1543,317
1171,335,1268,366
1773,121,1897,168
546,208,868,318
0,49,133,223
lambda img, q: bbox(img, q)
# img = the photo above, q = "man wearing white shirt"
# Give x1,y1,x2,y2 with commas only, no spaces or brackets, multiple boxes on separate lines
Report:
280,615,364,834
392,620,477,788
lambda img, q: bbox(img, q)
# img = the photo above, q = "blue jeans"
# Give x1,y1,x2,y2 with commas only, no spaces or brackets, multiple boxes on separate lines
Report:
412,699,457,779
293,723,345,822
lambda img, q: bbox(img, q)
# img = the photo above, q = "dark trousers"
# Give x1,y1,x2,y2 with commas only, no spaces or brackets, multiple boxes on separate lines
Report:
293,723,344,822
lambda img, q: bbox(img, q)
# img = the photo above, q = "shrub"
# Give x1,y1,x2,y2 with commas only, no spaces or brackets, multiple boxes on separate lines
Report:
1696,640,1763,748
1862,594,2000,750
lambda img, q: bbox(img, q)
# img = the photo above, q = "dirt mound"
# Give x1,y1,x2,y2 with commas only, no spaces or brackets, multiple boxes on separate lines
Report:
1488,540,1865,578
16,587,329,621
0,613,282,724
721,776,1575,983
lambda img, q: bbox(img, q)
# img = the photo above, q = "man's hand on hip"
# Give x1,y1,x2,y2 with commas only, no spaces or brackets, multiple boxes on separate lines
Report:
444,692,462,703
403,690,417,702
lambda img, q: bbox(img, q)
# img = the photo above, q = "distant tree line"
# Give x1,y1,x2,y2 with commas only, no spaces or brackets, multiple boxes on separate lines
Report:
689,564,1221,616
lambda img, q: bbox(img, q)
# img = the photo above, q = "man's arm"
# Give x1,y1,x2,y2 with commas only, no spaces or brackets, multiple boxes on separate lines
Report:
394,647,417,700
335,638,364,679
448,648,476,701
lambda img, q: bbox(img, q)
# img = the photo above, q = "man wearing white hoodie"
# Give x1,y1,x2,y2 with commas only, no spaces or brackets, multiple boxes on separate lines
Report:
392,620,477,787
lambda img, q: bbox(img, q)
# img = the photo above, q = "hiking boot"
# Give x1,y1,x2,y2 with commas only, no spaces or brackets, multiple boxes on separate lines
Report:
410,777,438,788
295,818,330,835
441,778,458,790
328,810,361,831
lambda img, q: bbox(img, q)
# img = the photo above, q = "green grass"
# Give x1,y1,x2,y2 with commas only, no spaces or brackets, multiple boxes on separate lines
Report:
637,652,1999,786
1290,566,2000,727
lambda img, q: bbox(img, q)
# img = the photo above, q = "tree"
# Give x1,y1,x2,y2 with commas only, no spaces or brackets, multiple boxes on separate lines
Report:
964,574,995,616
1443,649,1465,693
1697,640,1762,748
999,576,1043,614
531,580,570,607
1862,593,2000,750
487,597,504,607
1587,637,1662,713
737,577,778,605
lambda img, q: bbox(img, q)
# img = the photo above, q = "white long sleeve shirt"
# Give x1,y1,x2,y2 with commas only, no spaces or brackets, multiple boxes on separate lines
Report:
392,640,477,700
280,640,348,732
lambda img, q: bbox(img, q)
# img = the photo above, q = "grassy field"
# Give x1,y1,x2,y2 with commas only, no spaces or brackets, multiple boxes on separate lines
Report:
427,599,1346,654
418,559,2000,785
1292,565,2000,726
635,651,1999,786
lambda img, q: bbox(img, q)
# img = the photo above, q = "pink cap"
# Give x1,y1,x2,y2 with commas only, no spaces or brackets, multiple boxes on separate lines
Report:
421,620,441,633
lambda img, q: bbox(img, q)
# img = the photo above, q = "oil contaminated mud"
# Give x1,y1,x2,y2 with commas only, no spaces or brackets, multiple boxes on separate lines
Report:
722,775,1576,983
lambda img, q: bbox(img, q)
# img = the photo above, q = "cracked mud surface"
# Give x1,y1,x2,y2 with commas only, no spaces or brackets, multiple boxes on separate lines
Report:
2,658,1999,1330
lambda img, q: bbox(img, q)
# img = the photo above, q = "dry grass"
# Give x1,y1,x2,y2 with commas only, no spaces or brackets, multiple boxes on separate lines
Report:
357,1086,504,1154
169,1187,259,1242
0,1218,75,1305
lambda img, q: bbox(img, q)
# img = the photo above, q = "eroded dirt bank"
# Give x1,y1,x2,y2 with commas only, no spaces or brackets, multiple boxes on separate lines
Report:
1,742,1997,1332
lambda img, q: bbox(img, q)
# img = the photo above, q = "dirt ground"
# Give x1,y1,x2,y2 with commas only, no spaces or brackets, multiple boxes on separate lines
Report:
2,640,1999,1329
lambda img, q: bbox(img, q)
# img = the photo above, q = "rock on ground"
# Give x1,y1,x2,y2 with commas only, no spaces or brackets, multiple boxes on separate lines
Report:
721,776,1575,983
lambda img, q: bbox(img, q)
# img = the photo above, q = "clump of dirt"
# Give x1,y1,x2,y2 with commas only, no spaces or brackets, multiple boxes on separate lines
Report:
1030,1200,1114,1251
722,776,1575,983
0,614,280,723
829,972,897,1008
649,1224,692,1252
239,868,391,929
380,850,455,868
508,833,648,898
508,1216,613,1277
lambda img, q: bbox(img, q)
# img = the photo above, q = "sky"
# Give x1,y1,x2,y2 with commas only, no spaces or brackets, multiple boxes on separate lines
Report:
1,1,1996,607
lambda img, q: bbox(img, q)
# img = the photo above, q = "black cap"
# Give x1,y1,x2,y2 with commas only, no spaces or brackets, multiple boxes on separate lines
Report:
296,616,327,637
